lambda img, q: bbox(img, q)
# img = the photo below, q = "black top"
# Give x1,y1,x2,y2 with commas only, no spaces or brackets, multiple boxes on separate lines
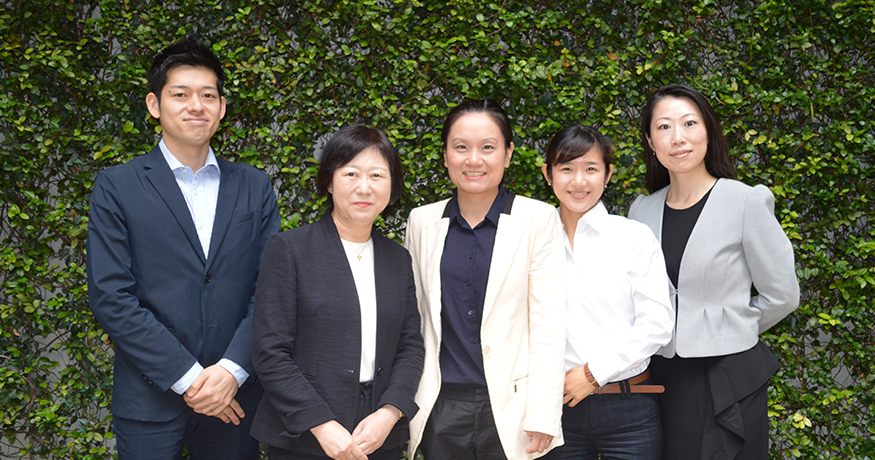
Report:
439,186,512,388
661,188,712,288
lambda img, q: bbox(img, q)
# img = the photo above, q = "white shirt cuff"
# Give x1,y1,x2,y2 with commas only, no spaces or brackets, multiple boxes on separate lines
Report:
217,358,249,388
171,362,204,395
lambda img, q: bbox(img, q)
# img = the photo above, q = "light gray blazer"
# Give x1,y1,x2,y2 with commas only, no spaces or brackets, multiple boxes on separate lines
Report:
629,179,799,358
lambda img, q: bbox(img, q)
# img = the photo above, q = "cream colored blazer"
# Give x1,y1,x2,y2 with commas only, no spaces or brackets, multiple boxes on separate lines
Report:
405,194,566,460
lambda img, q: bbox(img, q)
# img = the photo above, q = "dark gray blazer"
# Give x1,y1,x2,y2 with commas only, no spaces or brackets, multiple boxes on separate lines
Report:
629,179,800,358
251,211,424,454
87,145,280,421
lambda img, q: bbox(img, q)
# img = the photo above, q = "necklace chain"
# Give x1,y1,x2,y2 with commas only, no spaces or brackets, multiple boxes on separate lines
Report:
343,240,368,261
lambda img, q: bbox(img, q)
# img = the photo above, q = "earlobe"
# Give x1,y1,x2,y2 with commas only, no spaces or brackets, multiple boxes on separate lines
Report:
146,93,161,119
646,135,655,153
541,163,551,185
220,96,227,120
606,164,614,184
505,142,514,168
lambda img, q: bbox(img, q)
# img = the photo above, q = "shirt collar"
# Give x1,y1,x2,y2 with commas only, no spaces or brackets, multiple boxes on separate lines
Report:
159,139,219,173
572,200,610,235
447,185,510,228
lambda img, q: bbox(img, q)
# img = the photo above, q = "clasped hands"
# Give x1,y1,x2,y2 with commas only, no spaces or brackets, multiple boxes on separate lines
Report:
183,364,244,425
311,405,400,460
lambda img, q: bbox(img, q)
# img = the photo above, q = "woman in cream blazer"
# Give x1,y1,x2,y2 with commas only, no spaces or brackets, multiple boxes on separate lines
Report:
628,85,799,459
405,99,566,460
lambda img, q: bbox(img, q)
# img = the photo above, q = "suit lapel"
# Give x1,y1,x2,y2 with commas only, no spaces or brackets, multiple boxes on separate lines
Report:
677,178,723,288
206,159,240,271
142,147,206,264
319,211,362,348
652,187,669,243
426,205,451,337
482,196,521,322
372,234,392,354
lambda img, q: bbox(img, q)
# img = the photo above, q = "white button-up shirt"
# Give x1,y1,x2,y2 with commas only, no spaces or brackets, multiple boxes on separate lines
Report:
159,140,249,393
562,201,674,385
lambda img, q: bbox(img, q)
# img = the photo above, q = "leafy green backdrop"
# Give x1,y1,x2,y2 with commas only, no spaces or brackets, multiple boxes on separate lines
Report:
1,0,873,458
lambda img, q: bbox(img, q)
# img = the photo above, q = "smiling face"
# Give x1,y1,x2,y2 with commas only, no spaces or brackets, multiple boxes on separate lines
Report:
329,147,392,231
647,96,709,180
542,147,613,222
146,65,226,157
443,112,513,200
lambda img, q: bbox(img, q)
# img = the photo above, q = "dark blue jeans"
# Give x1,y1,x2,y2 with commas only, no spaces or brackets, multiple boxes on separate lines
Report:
544,379,662,460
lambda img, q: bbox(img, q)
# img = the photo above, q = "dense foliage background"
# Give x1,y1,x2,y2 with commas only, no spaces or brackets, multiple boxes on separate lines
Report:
1,0,872,458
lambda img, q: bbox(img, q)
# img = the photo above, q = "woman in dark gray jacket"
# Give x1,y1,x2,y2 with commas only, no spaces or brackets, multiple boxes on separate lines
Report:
251,125,424,460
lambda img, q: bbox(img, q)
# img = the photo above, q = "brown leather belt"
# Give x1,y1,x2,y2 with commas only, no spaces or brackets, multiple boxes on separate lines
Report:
591,370,665,395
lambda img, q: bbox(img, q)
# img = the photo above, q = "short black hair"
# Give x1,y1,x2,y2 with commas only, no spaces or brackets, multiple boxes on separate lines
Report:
147,37,225,103
441,98,514,150
543,125,614,181
640,84,736,192
316,124,404,203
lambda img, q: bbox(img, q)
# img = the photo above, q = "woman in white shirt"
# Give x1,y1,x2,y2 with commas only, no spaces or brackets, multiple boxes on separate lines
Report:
540,125,674,460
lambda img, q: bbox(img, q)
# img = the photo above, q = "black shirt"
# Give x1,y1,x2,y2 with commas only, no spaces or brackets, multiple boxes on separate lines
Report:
661,188,712,288
439,187,512,387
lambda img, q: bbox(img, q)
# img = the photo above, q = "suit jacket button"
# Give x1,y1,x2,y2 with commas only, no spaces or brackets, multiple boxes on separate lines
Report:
377,367,384,376
204,274,212,283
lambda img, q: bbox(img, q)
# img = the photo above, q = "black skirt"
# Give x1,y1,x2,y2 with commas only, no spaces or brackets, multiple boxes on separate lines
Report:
650,340,779,460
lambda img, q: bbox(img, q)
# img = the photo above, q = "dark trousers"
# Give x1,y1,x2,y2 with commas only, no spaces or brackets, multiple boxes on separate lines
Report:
543,377,662,460
113,385,261,460
652,354,771,460
269,382,403,460
420,385,506,460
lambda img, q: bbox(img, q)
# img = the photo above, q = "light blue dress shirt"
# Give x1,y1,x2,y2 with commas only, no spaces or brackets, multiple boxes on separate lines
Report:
158,140,249,394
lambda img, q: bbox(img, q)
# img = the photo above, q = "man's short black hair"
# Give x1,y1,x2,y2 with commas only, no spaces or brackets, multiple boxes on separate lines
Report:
147,37,225,102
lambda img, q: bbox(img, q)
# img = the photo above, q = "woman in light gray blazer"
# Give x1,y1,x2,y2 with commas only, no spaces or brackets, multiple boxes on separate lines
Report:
628,85,799,460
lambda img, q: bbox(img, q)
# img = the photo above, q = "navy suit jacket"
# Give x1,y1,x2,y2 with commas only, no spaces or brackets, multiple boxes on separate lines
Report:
250,211,424,454
87,145,280,421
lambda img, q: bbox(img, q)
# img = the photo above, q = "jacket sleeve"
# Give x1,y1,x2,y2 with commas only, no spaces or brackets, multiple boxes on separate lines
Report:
86,171,197,391
376,250,425,420
742,185,800,333
252,234,335,434
523,207,567,437
221,173,280,378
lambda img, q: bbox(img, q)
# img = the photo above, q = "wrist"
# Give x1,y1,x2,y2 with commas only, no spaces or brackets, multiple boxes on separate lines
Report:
381,404,403,420
583,363,599,387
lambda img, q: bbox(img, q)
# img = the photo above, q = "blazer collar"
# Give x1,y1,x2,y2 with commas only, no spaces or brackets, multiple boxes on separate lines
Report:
142,146,206,264
142,146,241,268
205,158,240,270
659,178,725,291
317,207,399,363
437,191,519,323
481,193,519,322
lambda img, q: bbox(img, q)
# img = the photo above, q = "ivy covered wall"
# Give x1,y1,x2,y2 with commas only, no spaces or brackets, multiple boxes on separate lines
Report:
1,1,873,458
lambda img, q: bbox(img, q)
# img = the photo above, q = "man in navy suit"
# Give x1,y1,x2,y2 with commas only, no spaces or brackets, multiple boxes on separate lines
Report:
87,38,280,459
